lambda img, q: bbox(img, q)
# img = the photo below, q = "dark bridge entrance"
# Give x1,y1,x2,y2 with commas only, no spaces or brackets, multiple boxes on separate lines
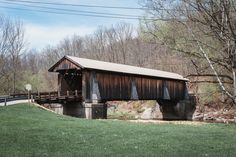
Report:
35,55,195,119
58,69,82,93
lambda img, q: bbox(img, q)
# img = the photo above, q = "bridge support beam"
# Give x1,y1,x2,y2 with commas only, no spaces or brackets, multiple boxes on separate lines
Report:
62,102,107,119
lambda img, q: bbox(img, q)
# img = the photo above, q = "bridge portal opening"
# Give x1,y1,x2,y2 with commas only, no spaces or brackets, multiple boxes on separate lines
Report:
58,69,82,94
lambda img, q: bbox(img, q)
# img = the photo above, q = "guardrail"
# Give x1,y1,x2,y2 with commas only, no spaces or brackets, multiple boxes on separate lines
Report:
0,95,29,106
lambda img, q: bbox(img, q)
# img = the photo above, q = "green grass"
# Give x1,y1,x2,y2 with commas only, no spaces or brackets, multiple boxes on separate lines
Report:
0,104,236,157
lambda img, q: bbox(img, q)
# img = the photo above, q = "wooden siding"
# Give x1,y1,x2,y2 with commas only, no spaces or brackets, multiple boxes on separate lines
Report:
141,77,163,100
95,72,132,100
51,58,80,72
83,70,186,102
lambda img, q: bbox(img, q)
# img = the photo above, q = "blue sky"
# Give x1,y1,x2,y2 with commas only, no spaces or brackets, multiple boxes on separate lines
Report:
0,0,145,50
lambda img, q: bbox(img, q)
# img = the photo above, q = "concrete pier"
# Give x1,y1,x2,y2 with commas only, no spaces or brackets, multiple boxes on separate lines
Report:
63,102,85,117
157,100,196,120
63,102,107,119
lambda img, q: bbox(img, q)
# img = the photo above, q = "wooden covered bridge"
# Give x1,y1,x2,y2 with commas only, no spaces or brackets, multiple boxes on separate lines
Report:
35,56,194,119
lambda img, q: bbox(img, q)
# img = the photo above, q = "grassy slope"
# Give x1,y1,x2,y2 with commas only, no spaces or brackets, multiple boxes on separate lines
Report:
0,104,236,157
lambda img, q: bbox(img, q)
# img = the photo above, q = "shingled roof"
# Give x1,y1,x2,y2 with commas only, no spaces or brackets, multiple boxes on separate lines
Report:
49,55,188,81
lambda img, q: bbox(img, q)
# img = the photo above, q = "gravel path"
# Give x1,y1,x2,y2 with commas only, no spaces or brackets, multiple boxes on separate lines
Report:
128,119,206,125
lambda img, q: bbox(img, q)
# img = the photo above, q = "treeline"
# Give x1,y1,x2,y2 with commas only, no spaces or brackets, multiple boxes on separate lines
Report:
39,22,190,72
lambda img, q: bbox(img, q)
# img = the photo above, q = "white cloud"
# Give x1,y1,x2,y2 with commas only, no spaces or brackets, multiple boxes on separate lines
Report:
24,24,96,50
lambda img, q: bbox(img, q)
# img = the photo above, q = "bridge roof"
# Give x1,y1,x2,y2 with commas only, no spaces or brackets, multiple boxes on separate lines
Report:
49,55,188,81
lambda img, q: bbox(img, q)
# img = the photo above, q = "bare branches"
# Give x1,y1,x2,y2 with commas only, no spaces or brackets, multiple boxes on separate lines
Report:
142,0,236,102
188,25,234,99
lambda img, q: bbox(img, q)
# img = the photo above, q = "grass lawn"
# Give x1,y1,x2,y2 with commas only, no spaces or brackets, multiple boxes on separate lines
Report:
0,104,236,157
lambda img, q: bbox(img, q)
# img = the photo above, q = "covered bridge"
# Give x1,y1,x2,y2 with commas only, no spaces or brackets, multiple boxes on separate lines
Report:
46,56,192,119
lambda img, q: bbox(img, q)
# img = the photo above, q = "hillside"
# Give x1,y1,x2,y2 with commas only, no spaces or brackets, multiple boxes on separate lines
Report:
0,104,236,157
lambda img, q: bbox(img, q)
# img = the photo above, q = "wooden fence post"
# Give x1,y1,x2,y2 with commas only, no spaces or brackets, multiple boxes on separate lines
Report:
28,91,30,104
31,95,34,103
4,97,7,106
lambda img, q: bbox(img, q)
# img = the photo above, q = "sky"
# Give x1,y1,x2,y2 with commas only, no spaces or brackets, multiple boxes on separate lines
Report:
0,0,145,50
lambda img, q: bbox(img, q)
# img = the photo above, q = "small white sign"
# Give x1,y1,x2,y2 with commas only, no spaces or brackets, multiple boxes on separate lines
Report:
25,84,32,91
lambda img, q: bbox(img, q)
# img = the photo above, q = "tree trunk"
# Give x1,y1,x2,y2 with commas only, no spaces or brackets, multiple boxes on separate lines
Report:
233,69,236,103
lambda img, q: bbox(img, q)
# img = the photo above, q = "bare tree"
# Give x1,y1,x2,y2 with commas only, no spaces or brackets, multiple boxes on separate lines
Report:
0,16,26,94
9,20,25,93
114,23,134,64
